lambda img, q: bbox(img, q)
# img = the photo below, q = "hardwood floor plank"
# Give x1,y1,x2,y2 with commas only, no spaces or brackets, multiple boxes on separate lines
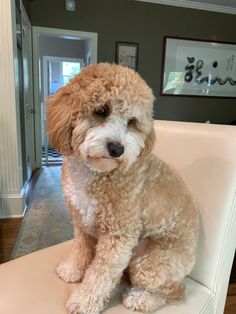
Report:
0,218,22,263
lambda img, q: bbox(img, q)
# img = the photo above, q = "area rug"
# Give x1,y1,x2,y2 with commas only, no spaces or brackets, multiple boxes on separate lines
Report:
11,166,73,259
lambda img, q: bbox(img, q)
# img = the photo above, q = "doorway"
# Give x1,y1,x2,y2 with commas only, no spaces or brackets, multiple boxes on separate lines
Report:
32,27,98,167
42,56,84,165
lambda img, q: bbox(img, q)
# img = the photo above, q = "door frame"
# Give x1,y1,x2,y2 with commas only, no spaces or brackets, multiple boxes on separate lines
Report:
32,26,98,167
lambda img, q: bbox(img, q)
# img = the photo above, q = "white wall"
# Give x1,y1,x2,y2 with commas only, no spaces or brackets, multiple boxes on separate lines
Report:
0,0,27,217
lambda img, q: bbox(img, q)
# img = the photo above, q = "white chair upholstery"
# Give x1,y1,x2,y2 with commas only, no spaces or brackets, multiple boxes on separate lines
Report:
0,120,235,314
153,120,236,314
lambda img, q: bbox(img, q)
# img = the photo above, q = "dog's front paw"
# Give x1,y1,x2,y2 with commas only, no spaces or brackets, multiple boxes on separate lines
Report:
66,288,100,314
56,261,85,283
122,287,166,313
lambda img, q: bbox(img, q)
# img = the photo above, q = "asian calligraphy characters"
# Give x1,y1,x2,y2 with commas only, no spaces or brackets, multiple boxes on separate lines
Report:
184,56,236,86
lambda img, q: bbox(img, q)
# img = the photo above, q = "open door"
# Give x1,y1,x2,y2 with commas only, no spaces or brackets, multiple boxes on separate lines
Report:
21,4,35,180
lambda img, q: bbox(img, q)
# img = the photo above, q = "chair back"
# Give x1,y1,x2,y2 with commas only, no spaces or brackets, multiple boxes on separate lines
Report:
153,120,236,313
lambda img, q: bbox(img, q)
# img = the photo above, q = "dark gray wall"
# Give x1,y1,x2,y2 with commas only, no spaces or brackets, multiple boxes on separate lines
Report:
22,0,31,16
29,0,236,123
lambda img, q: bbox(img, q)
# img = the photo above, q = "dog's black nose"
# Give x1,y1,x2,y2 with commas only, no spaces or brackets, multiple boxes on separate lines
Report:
107,142,124,158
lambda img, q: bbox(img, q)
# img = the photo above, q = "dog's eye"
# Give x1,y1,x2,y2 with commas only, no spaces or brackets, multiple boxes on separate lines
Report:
127,118,136,127
94,105,109,118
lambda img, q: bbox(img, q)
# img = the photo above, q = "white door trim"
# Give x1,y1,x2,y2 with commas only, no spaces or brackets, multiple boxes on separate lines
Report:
32,26,98,167
21,1,36,180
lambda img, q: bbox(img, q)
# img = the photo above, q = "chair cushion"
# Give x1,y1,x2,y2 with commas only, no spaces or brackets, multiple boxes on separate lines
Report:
0,240,214,314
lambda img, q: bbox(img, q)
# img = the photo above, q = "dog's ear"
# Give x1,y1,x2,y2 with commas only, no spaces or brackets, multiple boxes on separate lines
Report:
140,127,156,158
46,85,75,155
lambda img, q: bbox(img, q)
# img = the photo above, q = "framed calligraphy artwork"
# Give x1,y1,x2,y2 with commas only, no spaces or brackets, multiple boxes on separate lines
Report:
161,37,236,98
115,42,139,71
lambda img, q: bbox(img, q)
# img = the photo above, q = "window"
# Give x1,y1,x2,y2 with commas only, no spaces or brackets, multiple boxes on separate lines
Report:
62,61,81,85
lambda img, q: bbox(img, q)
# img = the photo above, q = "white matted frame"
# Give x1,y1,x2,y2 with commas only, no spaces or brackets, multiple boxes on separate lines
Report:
32,26,98,167
161,36,236,98
115,41,139,71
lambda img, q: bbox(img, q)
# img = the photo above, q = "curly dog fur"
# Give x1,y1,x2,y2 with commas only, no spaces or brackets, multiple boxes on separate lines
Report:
46,63,199,314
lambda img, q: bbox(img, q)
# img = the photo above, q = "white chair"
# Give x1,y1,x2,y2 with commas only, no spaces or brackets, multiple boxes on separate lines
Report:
0,120,235,314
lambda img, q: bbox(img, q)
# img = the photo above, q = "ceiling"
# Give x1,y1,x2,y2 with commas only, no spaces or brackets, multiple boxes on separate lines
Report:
29,0,236,15
136,0,236,14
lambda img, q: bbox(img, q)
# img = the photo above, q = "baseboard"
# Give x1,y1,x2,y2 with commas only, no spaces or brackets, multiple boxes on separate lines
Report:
0,181,29,218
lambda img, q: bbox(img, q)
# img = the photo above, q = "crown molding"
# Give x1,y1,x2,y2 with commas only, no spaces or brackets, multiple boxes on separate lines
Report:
135,0,236,15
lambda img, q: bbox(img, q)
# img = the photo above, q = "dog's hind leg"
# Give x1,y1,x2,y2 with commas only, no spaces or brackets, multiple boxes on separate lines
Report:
56,224,96,283
123,239,192,312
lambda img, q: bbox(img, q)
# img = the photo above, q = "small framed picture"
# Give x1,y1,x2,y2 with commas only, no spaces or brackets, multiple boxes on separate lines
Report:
115,42,139,71
161,36,236,98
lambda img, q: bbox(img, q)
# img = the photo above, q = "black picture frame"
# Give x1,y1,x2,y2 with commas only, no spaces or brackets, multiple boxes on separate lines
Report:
115,42,139,71
161,36,236,98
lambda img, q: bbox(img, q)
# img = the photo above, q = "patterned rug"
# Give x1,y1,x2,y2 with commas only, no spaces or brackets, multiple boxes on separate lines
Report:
11,166,73,259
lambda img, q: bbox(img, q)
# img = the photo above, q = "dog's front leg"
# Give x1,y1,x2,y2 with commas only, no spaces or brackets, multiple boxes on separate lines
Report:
67,234,138,314
57,224,95,283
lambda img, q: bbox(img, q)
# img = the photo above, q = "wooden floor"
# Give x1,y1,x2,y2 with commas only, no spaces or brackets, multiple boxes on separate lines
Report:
0,218,235,313
225,284,236,314
0,218,22,263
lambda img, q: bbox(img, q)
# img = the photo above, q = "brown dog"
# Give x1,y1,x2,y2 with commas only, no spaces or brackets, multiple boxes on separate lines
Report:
47,63,199,314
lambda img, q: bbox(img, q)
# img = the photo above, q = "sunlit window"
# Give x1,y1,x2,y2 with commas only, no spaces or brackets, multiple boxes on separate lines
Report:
62,62,81,84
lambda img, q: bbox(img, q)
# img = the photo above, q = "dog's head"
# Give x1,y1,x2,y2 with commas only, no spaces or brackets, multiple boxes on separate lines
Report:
47,63,155,172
